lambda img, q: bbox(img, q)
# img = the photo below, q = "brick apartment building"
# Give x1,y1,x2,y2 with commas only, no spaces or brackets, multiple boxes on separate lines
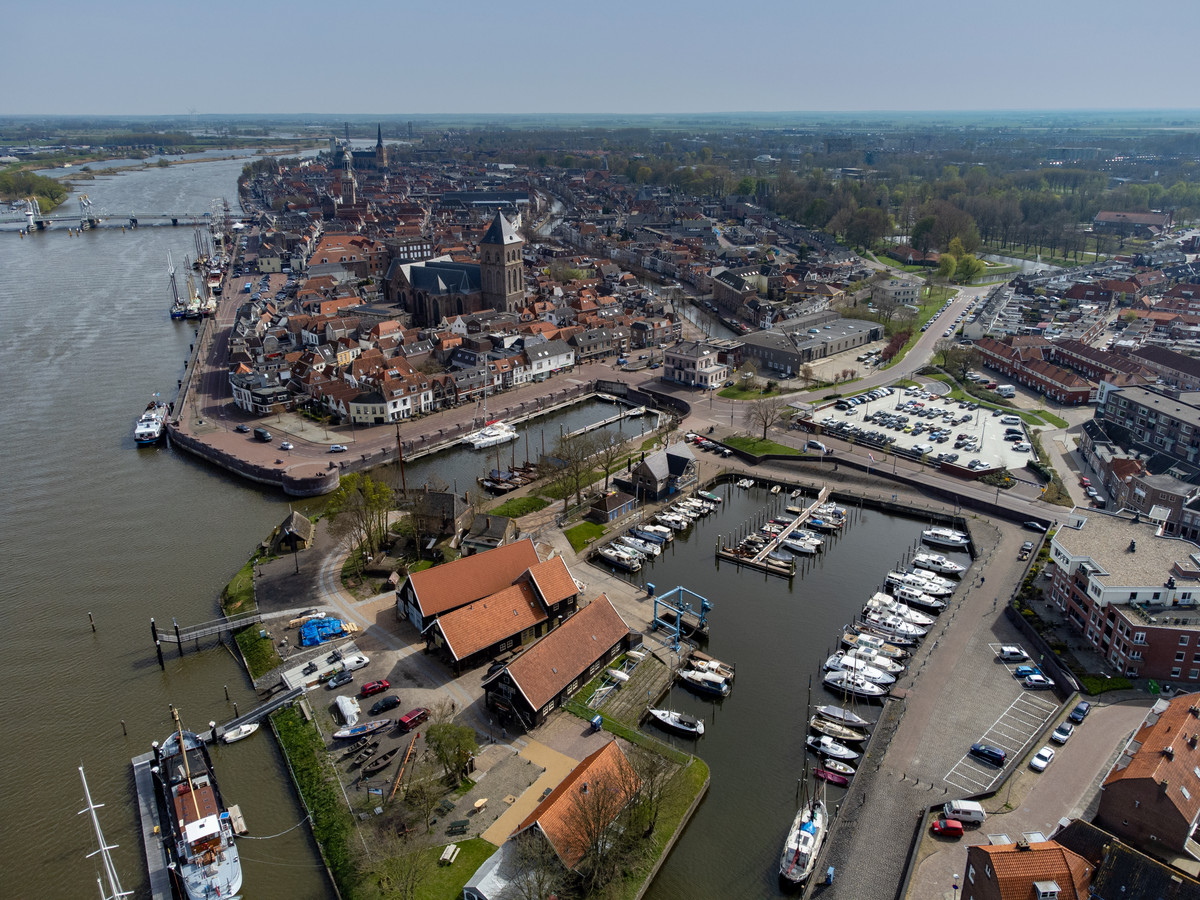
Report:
1049,508,1200,682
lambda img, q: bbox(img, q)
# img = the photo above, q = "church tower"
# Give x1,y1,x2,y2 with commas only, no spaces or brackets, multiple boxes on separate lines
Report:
479,210,524,313
375,123,387,170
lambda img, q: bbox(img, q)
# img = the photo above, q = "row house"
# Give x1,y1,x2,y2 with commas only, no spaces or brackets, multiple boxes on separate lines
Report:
1048,508,1200,682
229,372,294,415
975,336,1096,404
524,339,575,380
1046,340,1155,385
1132,346,1200,392
631,317,679,348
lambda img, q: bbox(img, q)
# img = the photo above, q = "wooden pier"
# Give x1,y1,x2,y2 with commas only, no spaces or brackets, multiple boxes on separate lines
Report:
150,611,263,666
715,485,831,578
211,686,304,741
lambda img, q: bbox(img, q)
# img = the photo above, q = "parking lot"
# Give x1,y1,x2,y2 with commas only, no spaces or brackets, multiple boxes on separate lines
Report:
812,384,1037,472
944,690,1060,792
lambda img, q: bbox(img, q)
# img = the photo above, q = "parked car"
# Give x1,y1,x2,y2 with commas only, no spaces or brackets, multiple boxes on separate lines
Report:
1080,477,1092,488
1068,701,1092,723
326,670,353,690
969,743,1007,767
370,695,402,716
359,679,390,698
1051,722,1075,744
931,818,964,838
343,653,370,671
1023,521,1048,532
1024,673,1055,690
1030,746,1056,772
1012,665,1042,679
997,645,1029,662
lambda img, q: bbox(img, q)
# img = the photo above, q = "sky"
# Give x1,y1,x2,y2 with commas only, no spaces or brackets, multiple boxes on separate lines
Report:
8,0,1200,117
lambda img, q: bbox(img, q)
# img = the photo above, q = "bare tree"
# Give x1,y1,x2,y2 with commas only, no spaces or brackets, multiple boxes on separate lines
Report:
624,745,679,838
744,396,788,440
552,431,599,512
592,429,627,491
799,363,815,387
561,769,639,895
355,827,435,900
402,754,444,834
502,831,571,900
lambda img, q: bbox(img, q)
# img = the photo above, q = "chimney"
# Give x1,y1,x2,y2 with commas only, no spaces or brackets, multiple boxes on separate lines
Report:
1016,838,1031,851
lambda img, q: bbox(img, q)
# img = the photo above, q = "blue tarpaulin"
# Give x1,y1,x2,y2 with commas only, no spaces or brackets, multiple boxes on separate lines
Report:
299,617,347,647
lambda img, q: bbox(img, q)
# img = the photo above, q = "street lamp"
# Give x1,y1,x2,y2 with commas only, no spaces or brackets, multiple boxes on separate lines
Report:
952,874,960,900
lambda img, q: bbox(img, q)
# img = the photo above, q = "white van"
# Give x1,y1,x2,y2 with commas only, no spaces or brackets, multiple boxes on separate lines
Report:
943,800,987,824
1000,415,1022,426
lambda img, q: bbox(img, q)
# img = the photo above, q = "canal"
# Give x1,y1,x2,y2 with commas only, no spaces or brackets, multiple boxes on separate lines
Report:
591,484,970,899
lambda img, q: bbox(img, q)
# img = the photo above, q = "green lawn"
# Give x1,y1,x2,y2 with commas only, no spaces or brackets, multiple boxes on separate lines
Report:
235,626,281,679
415,838,497,900
718,384,786,400
220,558,257,617
723,435,801,456
565,521,606,552
924,375,1068,428
489,495,549,518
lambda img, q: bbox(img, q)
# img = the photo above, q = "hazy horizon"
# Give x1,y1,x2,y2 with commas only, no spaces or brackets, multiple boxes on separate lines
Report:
9,0,1198,118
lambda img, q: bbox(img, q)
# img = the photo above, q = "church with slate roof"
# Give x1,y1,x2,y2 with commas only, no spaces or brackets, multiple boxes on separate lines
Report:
390,210,525,326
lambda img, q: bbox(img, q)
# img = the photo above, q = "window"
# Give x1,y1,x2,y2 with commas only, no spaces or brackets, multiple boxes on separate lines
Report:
1183,635,1192,646
1173,667,1183,678
1134,631,1147,644
1177,652,1187,662
1192,670,1200,681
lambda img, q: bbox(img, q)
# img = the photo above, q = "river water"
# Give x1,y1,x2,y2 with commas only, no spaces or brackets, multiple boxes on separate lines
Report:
0,157,970,900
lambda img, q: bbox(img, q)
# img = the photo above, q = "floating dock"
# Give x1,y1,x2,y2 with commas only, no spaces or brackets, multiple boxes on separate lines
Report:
715,485,831,578
131,752,173,900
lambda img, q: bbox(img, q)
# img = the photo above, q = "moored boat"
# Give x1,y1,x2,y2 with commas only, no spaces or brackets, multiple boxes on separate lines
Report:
815,704,872,729
133,399,168,446
595,546,642,571
824,652,896,685
677,668,731,698
221,723,259,744
823,669,889,699
912,552,966,576
647,708,705,737
814,768,850,787
887,570,952,597
809,714,866,743
822,757,856,776
462,420,518,449
778,795,827,886
153,712,243,900
838,646,905,675
860,610,928,640
865,592,935,626
841,630,909,660
922,526,969,549
806,734,859,760
631,526,669,545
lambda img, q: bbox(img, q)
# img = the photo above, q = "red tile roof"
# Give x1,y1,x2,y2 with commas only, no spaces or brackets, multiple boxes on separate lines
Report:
525,557,578,607
505,594,630,712
511,740,639,869
408,538,540,618
433,582,547,663
1104,695,1200,824
972,841,1093,900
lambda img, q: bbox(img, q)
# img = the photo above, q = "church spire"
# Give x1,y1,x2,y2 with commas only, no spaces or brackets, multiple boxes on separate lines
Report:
377,123,383,148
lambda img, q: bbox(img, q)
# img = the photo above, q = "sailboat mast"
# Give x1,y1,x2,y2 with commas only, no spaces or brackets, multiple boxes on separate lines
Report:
172,707,203,821
78,767,132,900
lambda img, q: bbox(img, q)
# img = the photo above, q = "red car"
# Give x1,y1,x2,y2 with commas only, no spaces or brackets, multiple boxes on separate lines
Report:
931,818,964,838
359,679,390,698
1080,476,1091,488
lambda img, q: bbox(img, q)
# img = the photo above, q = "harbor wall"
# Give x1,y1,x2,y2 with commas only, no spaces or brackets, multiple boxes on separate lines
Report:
633,767,711,900
166,426,340,496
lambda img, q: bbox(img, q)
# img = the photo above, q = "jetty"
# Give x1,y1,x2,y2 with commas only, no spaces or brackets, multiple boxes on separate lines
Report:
131,753,173,900
715,485,831,578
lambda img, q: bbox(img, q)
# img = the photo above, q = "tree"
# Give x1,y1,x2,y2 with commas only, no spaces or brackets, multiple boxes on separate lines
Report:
502,832,571,900
424,722,477,786
355,828,435,900
562,767,639,894
402,754,445,834
592,429,627,491
326,472,393,561
551,431,599,512
744,396,787,440
799,363,816,387
911,215,936,257
624,745,678,838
